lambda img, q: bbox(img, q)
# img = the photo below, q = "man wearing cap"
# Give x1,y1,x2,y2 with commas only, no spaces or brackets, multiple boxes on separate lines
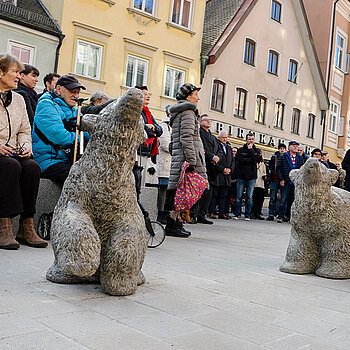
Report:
321,151,337,170
276,141,304,223
32,75,89,185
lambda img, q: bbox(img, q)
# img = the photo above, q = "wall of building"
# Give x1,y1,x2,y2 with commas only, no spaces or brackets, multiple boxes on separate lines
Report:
199,0,323,159
0,20,59,92
56,0,206,121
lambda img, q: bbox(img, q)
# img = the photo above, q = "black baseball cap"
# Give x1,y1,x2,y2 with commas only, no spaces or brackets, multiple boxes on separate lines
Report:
56,75,86,90
289,141,299,146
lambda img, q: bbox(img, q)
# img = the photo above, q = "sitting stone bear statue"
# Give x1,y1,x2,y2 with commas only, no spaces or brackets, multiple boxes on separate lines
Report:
280,157,350,279
46,88,148,295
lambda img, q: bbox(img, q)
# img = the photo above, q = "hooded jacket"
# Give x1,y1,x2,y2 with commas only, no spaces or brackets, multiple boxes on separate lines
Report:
167,100,207,190
32,91,89,172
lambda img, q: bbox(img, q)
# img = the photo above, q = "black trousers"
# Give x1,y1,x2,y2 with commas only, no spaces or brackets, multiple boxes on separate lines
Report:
190,187,213,218
0,156,40,218
209,185,229,215
157,184,168,212
251,187,265,217
41,162,71,187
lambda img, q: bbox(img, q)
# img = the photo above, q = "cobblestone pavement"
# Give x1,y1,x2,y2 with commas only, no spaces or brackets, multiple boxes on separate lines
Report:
1,218,349,349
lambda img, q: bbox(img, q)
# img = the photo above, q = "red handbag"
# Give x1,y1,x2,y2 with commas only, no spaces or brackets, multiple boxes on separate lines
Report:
174,162,208,211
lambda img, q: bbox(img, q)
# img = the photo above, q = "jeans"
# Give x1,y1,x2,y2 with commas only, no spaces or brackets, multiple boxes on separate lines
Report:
279,182,295,219
268,181,281,217
235,178,256,217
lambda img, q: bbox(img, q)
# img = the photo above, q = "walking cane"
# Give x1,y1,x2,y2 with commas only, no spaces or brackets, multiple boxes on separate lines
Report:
73,97,88,164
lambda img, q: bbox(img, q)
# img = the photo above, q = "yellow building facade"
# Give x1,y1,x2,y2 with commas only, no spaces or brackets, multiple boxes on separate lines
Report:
41,0,206,120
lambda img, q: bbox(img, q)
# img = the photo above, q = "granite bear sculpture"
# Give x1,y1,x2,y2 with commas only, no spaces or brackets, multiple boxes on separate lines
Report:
280,157,350,279
46,88,148,295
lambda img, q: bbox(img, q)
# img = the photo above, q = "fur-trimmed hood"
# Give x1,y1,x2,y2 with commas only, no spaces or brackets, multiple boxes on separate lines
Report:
169,100,197,127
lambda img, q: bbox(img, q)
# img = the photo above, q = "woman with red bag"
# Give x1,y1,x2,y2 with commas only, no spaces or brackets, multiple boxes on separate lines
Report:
164,83,208,238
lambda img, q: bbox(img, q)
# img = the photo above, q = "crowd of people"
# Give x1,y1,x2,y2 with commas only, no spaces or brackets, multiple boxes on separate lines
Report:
1,52,350,249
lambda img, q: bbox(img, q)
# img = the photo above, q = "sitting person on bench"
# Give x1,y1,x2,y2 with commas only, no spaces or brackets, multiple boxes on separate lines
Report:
0,54,47,250
32,75,89,186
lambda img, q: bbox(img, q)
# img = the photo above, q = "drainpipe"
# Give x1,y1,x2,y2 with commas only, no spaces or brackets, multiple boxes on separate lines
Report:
54,34,65,73
36,0,65,73
322,0,339,149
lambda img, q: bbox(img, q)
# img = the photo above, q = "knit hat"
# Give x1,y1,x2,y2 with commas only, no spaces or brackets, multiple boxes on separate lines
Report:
175,83,201,101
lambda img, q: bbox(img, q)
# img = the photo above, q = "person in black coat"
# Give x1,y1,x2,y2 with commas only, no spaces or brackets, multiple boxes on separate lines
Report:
192,114,220,224
342,149,350,192
321,151,337,170
208,131,235,219
266,143,286,221
234,133,261,220
276,141,304,222
13,64,39,128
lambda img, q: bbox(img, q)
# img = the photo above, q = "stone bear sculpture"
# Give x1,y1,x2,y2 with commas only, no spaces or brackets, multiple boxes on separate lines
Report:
46,88,148,295
280,157,350,279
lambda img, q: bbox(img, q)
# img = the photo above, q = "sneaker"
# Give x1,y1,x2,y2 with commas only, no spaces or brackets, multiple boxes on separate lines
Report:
266,216,274,221
245,217,250,221
233,215,240,220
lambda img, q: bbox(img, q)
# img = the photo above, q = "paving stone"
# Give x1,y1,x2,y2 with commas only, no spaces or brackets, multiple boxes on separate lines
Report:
188,310,293,345
0,314,46,339
0,330,87,350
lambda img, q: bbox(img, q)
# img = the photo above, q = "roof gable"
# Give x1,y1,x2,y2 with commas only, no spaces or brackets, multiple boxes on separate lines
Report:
201,0,246,56
0,0,62,37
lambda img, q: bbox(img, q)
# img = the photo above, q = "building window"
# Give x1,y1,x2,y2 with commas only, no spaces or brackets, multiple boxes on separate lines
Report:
291,108,301,134
171,0,192,29
335,32,346,71
255,95,267,124
164,66,185,99
133,0,154,14
329,102,339,133
234,88,247,119
274,101,284,129
75,40,103,80
244,39,256,66
268,50,279,75
288,59,298,83
3,0,17,5
307,113,316,139
271,0,282,22
211,80,226,112
8,41,34,64
125,55,149,87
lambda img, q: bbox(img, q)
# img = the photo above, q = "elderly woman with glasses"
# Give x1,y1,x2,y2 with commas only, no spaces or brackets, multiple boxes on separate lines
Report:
0,54,47,250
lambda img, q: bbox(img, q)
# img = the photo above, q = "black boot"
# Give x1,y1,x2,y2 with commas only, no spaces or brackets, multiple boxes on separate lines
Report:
165,217,190,238
176,219,191,235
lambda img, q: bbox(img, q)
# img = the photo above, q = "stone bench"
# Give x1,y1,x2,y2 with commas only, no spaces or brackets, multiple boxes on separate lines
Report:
12,179,61,233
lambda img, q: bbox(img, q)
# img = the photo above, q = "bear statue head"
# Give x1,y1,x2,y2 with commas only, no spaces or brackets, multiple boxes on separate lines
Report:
290,158,339,188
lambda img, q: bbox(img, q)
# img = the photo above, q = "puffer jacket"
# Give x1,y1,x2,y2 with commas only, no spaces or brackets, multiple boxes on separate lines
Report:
168,100,207,190
156,115,171,178
0,91,31,151
32,91,89,172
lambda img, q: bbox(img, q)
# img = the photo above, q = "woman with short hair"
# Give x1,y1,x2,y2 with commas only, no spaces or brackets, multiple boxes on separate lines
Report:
0,54,47,250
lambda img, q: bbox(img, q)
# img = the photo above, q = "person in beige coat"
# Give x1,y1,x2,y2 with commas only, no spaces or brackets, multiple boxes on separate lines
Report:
251,158,267,220
0,54,47,250
164,83,207,238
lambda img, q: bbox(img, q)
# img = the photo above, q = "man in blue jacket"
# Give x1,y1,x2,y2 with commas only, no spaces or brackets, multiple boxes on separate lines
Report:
276,141,304,223
32,75,88,186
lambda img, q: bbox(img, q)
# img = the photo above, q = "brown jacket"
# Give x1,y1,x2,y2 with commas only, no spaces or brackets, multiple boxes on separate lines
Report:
0,91,32,151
